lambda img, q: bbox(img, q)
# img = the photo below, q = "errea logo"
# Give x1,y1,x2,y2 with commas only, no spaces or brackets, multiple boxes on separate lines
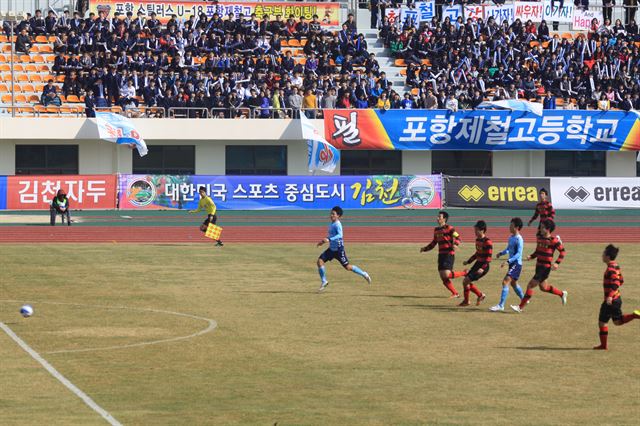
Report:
458,185,485,202
564,186,590,202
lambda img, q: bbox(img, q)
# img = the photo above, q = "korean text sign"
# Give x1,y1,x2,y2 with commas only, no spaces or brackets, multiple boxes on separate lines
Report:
6,175,117,210
90,1,340,26
323,109,640,152
118,175,443,210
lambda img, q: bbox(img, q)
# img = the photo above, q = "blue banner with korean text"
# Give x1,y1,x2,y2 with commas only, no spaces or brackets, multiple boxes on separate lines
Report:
0,176,6,210
323,109,640,151
118,175,443,210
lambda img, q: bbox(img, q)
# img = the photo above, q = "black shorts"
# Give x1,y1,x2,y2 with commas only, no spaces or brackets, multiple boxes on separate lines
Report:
467,262,490,282
200,214,217,231
599,298,623,323
319,247,349,267
533,265,551,282
438,253,455,271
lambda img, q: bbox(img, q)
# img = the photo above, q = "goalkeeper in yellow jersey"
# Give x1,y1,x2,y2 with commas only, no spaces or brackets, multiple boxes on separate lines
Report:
189,186,223,246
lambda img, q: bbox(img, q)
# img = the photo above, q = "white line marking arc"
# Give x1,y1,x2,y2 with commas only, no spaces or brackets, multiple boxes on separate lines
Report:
0,321,123,426
0,300,218,354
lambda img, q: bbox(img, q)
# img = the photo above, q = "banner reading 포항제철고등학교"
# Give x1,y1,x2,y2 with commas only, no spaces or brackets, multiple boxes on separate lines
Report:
117,175,443,210
323,109,640,151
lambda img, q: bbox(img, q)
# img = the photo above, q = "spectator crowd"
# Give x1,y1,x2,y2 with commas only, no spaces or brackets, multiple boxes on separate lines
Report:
4,1,640,116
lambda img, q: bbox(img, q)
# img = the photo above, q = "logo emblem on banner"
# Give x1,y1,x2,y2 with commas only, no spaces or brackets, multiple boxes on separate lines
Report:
126,178,156,207
402,177,436,208
564,186,590,202
458,185,485,202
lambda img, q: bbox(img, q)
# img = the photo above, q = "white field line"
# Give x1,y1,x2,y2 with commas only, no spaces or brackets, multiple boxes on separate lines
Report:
0,321,123,426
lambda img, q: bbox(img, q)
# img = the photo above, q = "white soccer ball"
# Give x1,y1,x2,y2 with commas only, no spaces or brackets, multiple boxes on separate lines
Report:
20,305,34,318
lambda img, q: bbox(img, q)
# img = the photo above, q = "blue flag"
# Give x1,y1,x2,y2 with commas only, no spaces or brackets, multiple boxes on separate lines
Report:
96,112,148,157
300,113,339,173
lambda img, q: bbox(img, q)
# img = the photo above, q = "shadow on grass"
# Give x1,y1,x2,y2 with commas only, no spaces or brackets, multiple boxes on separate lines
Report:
355,294,443,300
499,346,592,351
396,304,496,313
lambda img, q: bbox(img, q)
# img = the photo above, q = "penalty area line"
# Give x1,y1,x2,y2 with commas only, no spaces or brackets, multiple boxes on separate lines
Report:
0,322,122,426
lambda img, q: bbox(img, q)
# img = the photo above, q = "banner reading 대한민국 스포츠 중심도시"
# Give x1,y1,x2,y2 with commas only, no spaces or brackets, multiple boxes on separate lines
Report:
117,175,443,210
323,109,640,152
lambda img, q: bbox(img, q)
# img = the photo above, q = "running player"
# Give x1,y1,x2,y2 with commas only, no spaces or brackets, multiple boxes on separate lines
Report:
189,186,223,246
593,244,640,350
490,217,526,312
528,188,555,235
316,206,371,292
511,219,567,313
420,211,465,298
459,220,490,307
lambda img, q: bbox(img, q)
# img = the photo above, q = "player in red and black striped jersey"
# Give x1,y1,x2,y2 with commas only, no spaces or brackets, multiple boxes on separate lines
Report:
459,220,491,307
528,188,555,235
511,219,568,313
594,245,640,350
420,211,465,298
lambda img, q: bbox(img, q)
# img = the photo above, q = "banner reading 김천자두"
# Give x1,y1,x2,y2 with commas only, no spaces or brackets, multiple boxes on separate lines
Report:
90,1,340,25
323,110,640,151
117,175,443,210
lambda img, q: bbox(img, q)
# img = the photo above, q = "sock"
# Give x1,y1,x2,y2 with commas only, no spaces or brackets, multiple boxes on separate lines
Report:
599,326,608,348
499,286,510,307
448,271,466,279
620,314,636,325
513,284,525,299
350,265,367,278
469,284,482,297
318,266,327,283
443,279,458,296
463,286,470,302
519,289,534,309
544,286,563,297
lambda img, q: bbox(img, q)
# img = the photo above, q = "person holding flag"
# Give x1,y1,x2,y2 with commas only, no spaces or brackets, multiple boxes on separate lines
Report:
189,186,223,247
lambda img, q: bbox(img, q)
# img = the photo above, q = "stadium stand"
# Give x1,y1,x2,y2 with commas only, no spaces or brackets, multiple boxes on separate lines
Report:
1,1,640,117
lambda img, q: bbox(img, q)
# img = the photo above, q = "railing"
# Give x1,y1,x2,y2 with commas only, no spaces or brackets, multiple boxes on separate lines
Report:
168,106,210,119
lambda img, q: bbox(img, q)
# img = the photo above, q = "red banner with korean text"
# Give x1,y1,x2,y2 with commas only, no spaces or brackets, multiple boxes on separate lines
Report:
89,1,340,26
6,175,117,210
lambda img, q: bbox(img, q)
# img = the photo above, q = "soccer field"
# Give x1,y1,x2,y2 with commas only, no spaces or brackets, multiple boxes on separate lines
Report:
0,242,638,425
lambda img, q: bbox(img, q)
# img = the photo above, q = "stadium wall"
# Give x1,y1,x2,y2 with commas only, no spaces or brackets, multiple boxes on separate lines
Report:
0,117,637,177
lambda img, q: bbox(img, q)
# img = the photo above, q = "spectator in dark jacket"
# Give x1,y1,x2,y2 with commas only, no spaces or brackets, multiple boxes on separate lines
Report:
16,28,33,54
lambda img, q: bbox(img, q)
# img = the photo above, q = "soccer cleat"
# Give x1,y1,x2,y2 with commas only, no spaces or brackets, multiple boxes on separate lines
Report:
633,309,640,318
458,301,470,307
489,304,504,312
561,291,568,306
476,293,486,306
449,293,460,299
318,281,329,292
363,272,372,285
216,241,224,247
510,305,523,313
593,345,608,350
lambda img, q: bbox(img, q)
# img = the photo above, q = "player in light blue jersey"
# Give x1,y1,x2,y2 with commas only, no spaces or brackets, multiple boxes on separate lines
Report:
316,206,371,292
490,217,526,311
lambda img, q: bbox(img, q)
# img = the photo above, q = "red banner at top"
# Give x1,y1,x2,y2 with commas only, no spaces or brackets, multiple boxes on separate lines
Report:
6,175,117,210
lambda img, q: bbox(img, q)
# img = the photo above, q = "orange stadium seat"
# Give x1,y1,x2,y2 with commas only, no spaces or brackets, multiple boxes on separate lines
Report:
561,33,573,39
0,35,7,43
24,64,37,73
0,64,9,72
17,74,28,82
13,64,24,72
35,35,48,43
21,83,34,93
2,45,12,52
38,45,53,53
28,94,39,103
1,94,12,103
66,95,80,103
0,83,7,92
38,65,50,72
288,39,301,47
0,54,6,62
394,58,406,67
15,94,27,103
19,55,31,63
32,55,44,63
30,75,43,83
